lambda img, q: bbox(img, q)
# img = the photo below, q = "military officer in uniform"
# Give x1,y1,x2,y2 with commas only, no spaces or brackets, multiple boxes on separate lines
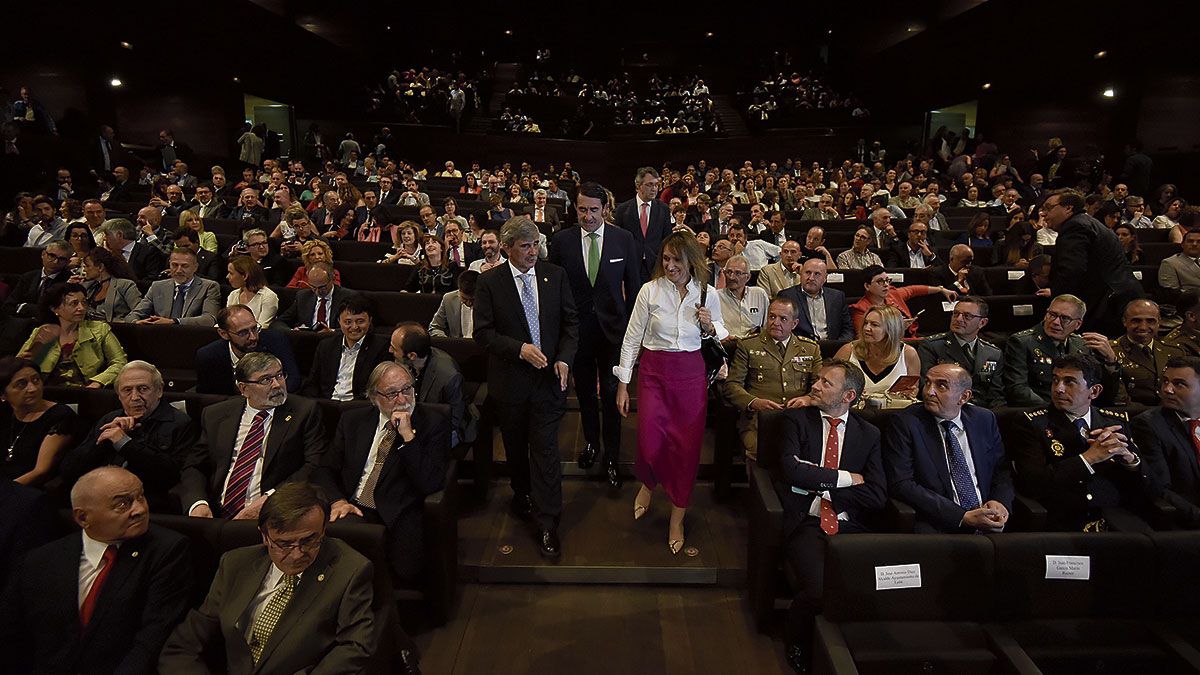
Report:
1010,354,1150,532
1163,290,1200,357
917,296,1005,408
723,297,821,464
1003,294,1123,407
1112,299,1182,406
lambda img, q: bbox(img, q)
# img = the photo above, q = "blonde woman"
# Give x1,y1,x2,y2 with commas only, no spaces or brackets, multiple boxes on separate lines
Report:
226,255,279,328
286,239,342,288
178,210,218,252
834,305,920,398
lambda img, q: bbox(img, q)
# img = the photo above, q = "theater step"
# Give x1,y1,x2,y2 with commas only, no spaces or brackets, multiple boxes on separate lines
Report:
458,480,748,587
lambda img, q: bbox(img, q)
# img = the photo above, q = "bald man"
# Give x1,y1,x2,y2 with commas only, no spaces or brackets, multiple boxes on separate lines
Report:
1111,299,1183,406
929,244,992,296
1,467,191,674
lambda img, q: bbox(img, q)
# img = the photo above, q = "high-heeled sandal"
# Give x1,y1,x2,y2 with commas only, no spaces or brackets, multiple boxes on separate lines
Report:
669,536,685,555
633,489,651,521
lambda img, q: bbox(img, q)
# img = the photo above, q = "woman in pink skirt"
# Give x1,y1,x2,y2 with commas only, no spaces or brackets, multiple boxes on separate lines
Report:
615,232,727,554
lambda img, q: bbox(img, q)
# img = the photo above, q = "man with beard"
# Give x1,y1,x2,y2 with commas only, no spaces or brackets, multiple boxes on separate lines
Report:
195,305,302,395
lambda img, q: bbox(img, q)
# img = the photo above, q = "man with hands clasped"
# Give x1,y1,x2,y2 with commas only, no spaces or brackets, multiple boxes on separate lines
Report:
884,363,1014,533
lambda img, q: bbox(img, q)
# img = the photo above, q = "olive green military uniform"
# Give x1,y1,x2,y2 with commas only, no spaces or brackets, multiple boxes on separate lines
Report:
1163,325,1200,358
916,332,1005,408
722,333,821,461
1002,325,1124,408
1111,336,1184,406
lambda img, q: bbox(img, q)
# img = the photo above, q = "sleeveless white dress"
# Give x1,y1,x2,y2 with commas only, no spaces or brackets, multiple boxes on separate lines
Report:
849,350,909,396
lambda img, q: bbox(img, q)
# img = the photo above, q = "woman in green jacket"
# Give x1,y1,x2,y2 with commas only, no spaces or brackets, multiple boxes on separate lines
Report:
18,282,128,388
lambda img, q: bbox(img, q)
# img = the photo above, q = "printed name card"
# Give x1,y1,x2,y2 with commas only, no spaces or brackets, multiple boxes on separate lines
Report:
1013,304,1034,316
827,272,845,284
941,302,956,312
1133,271,1143,280
888,273,905,283
1045,555,1091,580
1007,270,1026,280
875,564,922,590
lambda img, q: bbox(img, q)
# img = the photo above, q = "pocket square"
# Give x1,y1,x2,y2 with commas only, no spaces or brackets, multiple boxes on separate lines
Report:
608,258,624,263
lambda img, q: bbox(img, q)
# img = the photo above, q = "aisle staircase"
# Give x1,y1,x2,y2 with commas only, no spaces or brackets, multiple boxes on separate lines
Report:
712,95,751,137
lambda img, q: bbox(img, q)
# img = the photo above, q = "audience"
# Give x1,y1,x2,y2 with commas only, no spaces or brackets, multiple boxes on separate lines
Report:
0,356,79,485
917,297,1006,408
76,247,141,322
834,306,921,399
226,255,280,328
303,295,389,401
125,247,222,326
429,270,477,338
19,282,128,388
849,264,957,338
195,305,302,395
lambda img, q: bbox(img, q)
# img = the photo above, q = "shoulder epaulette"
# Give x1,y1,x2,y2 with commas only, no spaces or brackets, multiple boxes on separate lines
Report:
1098,407,1130,421
1012,327,1036,337
979,338,999,349
924,332,949,341
795,335,819,345
1024,409,1047,420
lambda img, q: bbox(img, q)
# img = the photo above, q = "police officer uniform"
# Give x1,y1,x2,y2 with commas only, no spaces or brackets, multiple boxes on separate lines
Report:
1001,325,1123,407
721,333,821,461
1010,405,1149,532
916,332,1004,407
1162,325,1200,358
1111,336,1184,406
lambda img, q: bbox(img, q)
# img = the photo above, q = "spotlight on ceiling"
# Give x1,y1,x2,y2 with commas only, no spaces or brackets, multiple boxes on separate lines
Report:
504,29,512,35
705,32,714,38
1102,87,1115,98
982,82,992,90
233,76,240,83
1094,50,1107,59
119,41,133,50
110,77,123,88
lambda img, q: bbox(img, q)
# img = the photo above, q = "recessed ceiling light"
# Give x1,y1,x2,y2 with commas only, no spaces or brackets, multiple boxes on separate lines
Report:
1102,87,1115,98
1094,50,1107,59
827,29,833,35
119,41,133,50
705,32,714,38
504,29,512,35
110,77,123,88
907,25,919,32
385,25,392,30
982,82,992,90
233,76,240,83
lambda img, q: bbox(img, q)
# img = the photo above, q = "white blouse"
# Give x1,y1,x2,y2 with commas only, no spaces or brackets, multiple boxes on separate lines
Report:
227,287,280,328
614,276,728,384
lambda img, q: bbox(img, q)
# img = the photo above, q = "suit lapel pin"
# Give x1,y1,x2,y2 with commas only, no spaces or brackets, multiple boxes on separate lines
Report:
131,550,139,558
284,415,292,422
542,277,548,282
317,573,325,582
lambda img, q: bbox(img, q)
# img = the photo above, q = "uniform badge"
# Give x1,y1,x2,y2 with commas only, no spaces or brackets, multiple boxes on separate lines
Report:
1050,440,1065,457
285,415,293,422
982,360,997,373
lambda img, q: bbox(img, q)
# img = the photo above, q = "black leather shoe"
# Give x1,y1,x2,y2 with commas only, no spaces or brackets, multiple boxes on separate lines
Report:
398,649,422,675
537,529,561,559
605,462,623,490
577,443,597,469
510,493,533,522
785,644,810,674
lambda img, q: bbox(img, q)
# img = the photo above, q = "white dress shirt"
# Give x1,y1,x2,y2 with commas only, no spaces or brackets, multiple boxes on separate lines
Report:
907,246,929,269
718,285,769,339
580,223,605,264
509,261,539,310
121,240,135,262
469,254,506,272
938,412,982,506
78,531,119,606
795,410,853,520
332,337,363,401
615,276,729,383
190,404,276,515
460,303,474,338
245,564,304,643
803,289,828,339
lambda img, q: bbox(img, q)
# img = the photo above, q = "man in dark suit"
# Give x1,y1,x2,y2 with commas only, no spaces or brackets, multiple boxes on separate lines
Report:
196,305,302,395
180,351,323,519
778,258,855,341
159,483,380,674
474,217,579,558
156,129,193,171
316,361,452,580
1010,354,1150,532
1043,188,1145,335
1135,356,1200,528
883,221,939,269
60,361,196,509
1,240,72,317
928,244,993,296
443,220,481,272
524,189,562,234
188,182,228,220
376,175,400,206
614,166,672,284
125,248,223,325
884,363,1014,533
549,182,642,489
274,262,356,332
1,467,191,675
390,322,468,447
227,188,271,228
242,228,291,287
0,479,57,590
99,217,166,282
302,296,388,401
917,297,1005,408
173,229,223,282
771,360,886,673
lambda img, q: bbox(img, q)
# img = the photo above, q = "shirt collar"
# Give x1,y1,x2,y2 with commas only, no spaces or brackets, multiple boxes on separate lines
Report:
82,530,118,568
1064,409,1093,427
509,261,535,279
636,196,652,210
343,335,364,352
823,410,850,427
584,223,605,238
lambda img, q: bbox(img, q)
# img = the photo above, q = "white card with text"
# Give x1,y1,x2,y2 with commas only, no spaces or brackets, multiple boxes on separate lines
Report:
875,564,922,590
1045,555,1091,580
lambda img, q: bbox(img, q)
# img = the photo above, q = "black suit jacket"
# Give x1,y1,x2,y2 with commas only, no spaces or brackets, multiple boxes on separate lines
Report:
1049,212,1145,334
928,264,992,296
194,332,303,395
301,332,389,400
777,285,856,341
59,401,197,506
0,480,56,589
614,197,672,283
2,267,71,317
194,248,224,282
473,261,579,404
274,286,357,330
773,408,887,539
1,525,191,675
523,204,562,234
179,395,325,514
548,224,641,345
313,404,450,578
883,240,938,269
884,402,1014,533
127,242,166,282
1134,407,1200,527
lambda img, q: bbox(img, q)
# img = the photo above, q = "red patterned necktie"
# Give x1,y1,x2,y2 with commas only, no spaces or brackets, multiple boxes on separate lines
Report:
820,417,841,535
222,410,270,517
1189,420,1200,464
80,545,117,626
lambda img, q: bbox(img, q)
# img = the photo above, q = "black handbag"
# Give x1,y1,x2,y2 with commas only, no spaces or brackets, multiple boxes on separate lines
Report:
698,283,728,385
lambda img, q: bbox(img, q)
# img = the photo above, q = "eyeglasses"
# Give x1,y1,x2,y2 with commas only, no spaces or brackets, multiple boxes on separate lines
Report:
246,241,269,248
723,269,750,277
263,531,323,552
375,385,416,401
1045,310,1082,325
44,252,72,263
242,371,287,386
229,325,261,340
951,311,984,321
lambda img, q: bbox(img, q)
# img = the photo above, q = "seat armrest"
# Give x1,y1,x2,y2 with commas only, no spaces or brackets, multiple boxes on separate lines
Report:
883,498,916,533
1010,494,1047,532
1147,496,1179,530
1152,623,1200,673
421,459,459,626
747,463,783,632
813,615,859,675
982,623,1042,675
1100,505,1154,533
